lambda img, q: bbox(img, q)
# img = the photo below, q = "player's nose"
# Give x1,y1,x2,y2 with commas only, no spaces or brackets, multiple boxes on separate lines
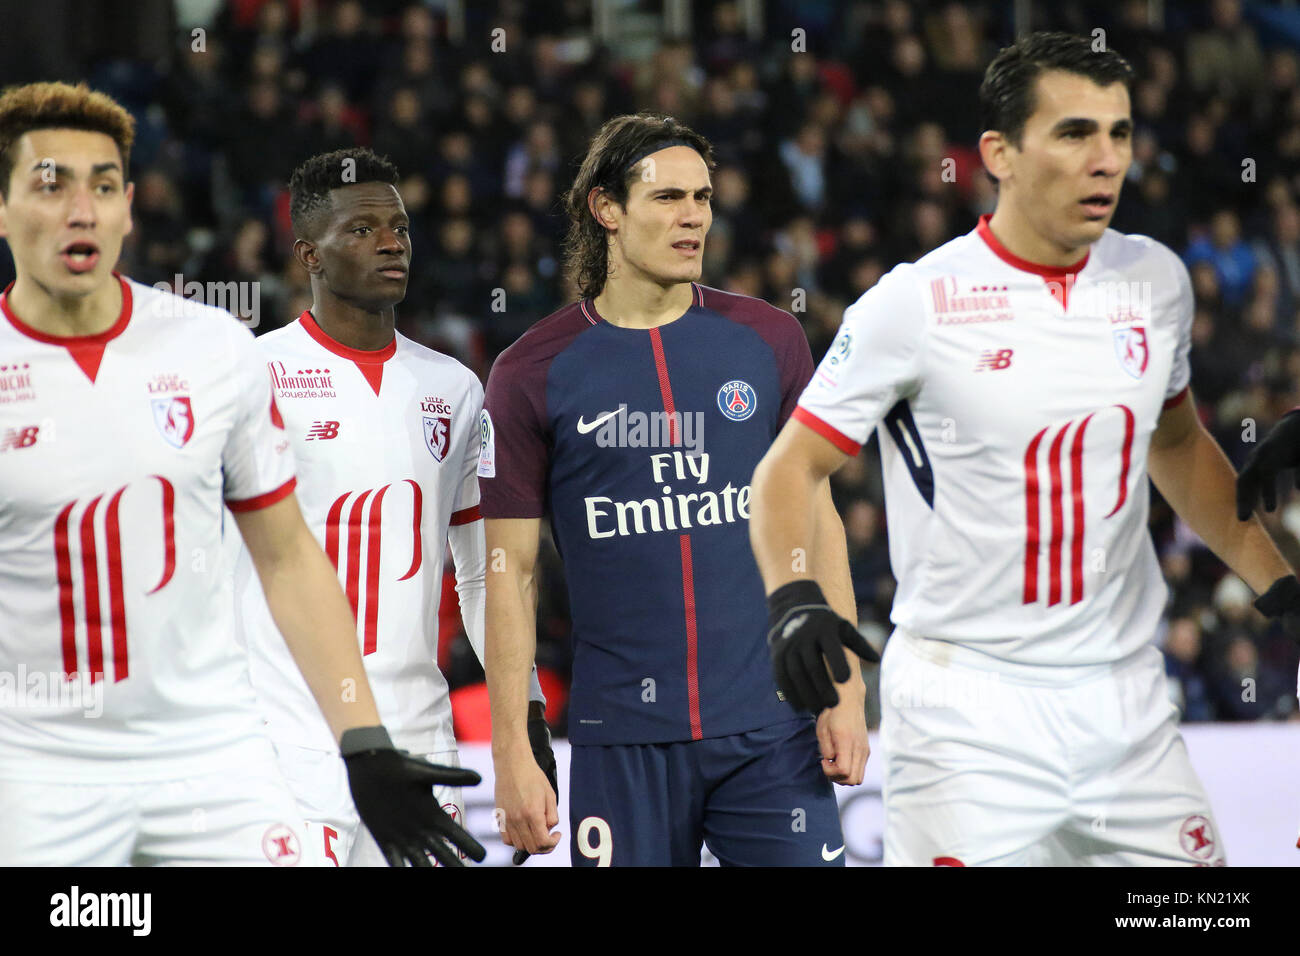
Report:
65,184,96,228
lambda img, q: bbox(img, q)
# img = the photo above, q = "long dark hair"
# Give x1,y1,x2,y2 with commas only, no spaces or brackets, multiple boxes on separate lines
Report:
562,112,716,299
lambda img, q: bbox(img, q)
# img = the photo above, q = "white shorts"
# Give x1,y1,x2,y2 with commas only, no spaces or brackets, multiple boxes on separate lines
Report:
273,742,465,867
0,738,306,866
880,630,1226,866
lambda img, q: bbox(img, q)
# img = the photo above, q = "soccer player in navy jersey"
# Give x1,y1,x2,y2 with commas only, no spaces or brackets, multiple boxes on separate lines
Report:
479,113,868,866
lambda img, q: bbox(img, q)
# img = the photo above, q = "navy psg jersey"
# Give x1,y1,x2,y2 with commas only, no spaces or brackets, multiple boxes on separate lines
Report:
479,283,815,745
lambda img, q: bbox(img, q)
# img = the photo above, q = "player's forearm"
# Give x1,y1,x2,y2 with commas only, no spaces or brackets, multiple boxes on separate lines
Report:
259,528,382,739
1152,428,1292,592
485,566,540,759
811,482,866,693
750,448,822,594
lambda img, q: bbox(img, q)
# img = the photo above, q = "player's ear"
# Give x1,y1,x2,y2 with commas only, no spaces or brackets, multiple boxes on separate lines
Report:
588,187,617,231
979,130,1013,184
293,237,321,275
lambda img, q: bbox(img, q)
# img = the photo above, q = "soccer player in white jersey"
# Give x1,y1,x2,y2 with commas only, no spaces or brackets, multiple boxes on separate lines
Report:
234,148,550,867
750,32,1298,866
0,83,483,867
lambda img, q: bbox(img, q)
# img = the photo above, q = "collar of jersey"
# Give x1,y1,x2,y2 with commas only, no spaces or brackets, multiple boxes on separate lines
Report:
976,214,1089,279
579,281,705,327
0,272,133,345
298,310,396,363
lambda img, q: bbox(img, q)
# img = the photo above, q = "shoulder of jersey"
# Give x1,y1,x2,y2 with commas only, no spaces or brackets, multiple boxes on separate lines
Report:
127,278,256,339
694,282,800,329
1093,227,1182,276
494,300,592,370
393,330,481,392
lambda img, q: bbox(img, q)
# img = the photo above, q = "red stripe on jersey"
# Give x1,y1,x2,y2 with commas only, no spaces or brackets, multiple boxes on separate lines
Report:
55,502,77,676
105,487,128,680
1068,414,1095,606
647,328,680,445
1162,386,1189,411
1022,427,1048,604
148,476,176,594
397,479,423,581
80,494,104,682
692,282,704,307
579,300,598,325
680,535,703,740
344,491,371,624
1,274,132,384
226,476,297,513
325,493,347,568
449,505,481,526
363,485,388,655
1047,426,1068,606
1105,406,1136,518
976,215,1088,279
792,406,861,456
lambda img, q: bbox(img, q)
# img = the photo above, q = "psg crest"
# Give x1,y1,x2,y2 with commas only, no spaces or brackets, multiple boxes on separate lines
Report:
151,396,195,448
1112,326,1149,379
424,415,451,461
717,380,756,421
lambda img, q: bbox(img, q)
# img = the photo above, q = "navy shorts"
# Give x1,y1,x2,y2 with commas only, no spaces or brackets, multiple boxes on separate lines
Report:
568,717,844,866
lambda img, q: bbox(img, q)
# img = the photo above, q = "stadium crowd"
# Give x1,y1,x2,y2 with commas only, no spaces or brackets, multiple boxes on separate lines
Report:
3,0,1299,731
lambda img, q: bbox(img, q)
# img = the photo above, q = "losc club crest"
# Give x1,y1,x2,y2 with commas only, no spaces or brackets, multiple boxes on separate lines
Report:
423,415,451,461
151,396,195,448
1112,326,1149,379
717,380,756,421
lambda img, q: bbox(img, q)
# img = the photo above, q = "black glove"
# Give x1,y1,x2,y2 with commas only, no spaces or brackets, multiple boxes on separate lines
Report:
1237,408,1300,519
341,725,486,867
512,704,559,866
766,579,879,714
1252,574,1300,635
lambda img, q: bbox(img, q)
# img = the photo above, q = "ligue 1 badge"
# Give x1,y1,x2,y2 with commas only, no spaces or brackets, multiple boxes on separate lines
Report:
717,380,756,421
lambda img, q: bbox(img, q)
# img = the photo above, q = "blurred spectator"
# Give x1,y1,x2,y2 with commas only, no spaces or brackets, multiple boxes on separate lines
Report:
1185,210,1258,308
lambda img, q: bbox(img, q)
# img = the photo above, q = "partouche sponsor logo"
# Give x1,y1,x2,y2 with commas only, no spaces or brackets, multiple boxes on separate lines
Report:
0,361,35,404
268,360,336,398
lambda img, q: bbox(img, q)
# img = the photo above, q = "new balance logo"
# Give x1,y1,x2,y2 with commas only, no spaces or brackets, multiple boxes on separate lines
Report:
975,349,1013,371
306,421,340,440
0,425,39,450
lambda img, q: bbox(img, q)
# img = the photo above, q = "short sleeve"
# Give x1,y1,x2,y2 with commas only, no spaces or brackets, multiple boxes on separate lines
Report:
774,310,815,428
793,267,927,455
223,324,296,511
478,352,550,519
1164,251,1193,406
450,375,484,525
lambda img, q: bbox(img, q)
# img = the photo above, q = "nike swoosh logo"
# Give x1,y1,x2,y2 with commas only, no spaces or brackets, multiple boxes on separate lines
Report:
576,408,623,435
821,844,845,862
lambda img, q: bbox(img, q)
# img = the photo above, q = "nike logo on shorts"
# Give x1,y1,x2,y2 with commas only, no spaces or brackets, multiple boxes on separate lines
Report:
821,843,845,862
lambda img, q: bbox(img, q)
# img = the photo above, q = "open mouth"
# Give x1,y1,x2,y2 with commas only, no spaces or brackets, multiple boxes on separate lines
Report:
60,241,100,274
671,238,701,255
1080,194,1115,218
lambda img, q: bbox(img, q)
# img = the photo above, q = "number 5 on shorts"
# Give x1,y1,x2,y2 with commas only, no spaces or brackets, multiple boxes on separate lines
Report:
577,816,612,866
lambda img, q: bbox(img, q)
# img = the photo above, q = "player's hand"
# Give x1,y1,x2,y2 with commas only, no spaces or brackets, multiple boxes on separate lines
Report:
1236,408,1300,519
1252,573,1300,637
495,744,562,857
341,725,486,867
816,680,870,785
512,702,559,865
767,579,879,713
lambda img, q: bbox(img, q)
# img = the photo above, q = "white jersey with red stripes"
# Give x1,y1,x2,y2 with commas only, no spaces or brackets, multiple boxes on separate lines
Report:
796,216,1192,676
234,312,484,755
0,276,296,781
